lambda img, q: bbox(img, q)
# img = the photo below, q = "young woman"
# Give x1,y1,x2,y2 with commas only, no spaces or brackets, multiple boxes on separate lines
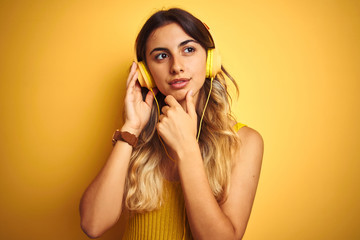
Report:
80,8,263,240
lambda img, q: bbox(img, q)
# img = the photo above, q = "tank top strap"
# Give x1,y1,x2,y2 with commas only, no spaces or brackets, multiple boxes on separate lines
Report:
233,122,247,132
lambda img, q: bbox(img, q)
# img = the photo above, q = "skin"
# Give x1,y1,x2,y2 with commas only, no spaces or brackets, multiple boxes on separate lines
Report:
145,23,207,110
146,23,206,156
79,22,264,240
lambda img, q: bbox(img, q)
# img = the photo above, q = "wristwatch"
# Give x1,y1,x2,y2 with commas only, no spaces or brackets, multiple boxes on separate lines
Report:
112,130,138,147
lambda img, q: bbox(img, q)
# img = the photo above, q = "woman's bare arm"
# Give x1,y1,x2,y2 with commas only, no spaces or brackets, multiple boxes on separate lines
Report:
157,92,263,240
178,126,263,240
79,137,133,238
79,62,156,238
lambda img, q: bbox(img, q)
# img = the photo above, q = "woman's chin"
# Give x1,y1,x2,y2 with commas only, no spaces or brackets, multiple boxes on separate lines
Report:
174,94,187,104
166,90,187,101
162,88,197,108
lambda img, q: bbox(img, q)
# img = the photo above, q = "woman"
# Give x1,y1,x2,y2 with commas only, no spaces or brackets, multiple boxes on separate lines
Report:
80,8,263,240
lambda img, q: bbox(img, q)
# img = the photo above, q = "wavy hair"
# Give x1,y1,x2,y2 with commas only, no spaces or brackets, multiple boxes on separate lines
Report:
124,8,240,212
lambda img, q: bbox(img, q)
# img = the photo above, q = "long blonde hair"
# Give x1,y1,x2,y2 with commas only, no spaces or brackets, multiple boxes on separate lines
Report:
124,8,240,212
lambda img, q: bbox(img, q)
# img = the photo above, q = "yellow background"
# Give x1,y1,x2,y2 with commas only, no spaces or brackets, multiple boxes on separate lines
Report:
1,0,359,239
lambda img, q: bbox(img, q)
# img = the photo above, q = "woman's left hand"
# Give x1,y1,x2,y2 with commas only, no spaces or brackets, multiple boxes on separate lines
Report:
157,91,198,155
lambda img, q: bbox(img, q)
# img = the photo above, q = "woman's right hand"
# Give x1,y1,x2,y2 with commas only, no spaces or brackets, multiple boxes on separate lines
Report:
122,62,157,137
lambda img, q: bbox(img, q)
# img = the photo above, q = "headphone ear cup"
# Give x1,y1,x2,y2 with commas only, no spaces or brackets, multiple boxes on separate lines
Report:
206,48,222,79
136,61,156,89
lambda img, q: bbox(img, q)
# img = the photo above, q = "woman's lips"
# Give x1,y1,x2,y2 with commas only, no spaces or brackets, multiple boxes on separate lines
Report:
169,78,190,89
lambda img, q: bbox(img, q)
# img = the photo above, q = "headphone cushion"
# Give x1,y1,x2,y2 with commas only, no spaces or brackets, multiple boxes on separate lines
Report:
206,49,221,78
137,61,156,89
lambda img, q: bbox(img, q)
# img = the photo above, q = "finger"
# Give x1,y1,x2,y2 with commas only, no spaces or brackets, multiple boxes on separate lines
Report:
126,62,138,87
126,62,137,85
186,90,197,118
127,70,139,90
159,114,165,122
161,106,170,115
164,95,180,108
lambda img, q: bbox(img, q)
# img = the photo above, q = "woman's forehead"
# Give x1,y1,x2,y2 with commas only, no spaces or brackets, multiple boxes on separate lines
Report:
146,23,194,49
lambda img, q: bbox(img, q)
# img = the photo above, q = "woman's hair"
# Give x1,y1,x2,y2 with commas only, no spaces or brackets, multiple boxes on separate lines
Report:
124,8,240,212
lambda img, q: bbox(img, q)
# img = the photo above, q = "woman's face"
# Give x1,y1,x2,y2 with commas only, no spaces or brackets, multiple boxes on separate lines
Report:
145,22,207,106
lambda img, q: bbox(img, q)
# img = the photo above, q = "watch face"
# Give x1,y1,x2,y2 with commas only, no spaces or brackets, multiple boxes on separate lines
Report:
114,130,121,139
112,130,121,145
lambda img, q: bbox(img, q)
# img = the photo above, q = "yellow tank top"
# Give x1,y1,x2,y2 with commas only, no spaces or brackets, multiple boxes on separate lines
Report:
234,122,246,132
122,180,192,240
122,123,246,240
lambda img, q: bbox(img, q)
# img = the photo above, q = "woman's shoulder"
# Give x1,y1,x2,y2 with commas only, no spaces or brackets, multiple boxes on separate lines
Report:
232,121,263,143
237,125,263,145
234,123,264,164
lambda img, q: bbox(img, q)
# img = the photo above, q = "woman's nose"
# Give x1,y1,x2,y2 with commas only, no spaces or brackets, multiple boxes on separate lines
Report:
170,55,184,74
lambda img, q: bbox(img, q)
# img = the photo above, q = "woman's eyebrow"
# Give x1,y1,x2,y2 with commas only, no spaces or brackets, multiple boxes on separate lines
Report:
149,39,199,55
178,39,198,47
149,47,169,55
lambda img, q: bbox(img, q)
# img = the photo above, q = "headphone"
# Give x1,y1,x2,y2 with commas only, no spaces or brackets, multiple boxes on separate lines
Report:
135,48,222,90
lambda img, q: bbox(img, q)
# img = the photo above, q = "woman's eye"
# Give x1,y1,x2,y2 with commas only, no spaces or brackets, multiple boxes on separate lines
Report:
156,53,168,60
184,47,195,53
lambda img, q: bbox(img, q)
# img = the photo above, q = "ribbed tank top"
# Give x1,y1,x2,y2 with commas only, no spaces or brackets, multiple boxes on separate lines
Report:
122,180,192,240
122,123,246,240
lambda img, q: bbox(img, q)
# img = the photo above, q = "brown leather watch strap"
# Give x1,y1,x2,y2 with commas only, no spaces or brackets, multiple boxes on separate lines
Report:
112,130,138,147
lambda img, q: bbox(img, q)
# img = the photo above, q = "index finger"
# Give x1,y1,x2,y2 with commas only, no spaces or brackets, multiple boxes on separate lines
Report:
164,95,180,108
126,62,138,86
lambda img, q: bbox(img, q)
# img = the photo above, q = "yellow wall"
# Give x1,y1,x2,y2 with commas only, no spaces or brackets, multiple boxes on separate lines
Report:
1,0,359,239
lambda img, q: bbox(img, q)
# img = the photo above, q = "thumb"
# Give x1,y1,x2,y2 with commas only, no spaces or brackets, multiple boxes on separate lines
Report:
186,90,196,118
144,88,158,107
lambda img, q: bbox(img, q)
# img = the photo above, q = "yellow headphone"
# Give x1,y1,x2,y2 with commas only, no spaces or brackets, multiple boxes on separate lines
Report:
135,60,156,90
135,48,222,90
